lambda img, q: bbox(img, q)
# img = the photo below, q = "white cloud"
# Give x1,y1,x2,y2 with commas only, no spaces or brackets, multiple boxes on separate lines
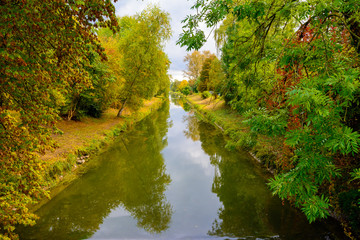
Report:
112,0,218,76
168,69,186,82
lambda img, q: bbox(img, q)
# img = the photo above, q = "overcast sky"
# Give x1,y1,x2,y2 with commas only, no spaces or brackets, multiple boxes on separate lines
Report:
113,0,217,81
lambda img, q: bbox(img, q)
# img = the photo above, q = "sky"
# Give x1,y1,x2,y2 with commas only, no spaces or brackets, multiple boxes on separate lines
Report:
112,0,218,81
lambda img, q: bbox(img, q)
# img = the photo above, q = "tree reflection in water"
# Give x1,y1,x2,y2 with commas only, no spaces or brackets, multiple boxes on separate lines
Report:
17,101,172,240
187,117,342,239
183,113,201,142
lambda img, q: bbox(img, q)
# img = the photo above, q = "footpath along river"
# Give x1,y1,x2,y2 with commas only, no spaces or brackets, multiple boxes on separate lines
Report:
17,96,346,239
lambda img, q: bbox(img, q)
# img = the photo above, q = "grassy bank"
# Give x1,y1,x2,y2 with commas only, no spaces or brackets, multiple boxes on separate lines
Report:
36,97,166,209
185,94,281,173
184,93,360,239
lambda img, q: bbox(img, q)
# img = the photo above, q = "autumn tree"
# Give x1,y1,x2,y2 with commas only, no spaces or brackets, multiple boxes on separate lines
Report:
0,0,118,239
183,50,213,90
116,6,171,117
198,55,216,92
177,80,188,91
97,26,125,109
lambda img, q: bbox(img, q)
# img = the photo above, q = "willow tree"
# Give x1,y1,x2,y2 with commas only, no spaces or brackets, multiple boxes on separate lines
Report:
116,6,171,117
0,0,118,239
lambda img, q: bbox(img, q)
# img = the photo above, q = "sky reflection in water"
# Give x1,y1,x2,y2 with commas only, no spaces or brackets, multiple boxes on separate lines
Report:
17,97,345,240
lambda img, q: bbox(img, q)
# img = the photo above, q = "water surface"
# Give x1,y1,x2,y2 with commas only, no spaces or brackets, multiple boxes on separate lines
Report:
18,97,345,239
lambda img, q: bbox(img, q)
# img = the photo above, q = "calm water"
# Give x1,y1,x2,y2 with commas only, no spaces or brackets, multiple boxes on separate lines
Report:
18,96,346,239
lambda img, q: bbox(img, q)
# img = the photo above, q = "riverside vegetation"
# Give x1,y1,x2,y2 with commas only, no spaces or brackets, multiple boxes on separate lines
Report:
174,90,360,238
2,0,360,239
1,2,170,239
172,0,360,238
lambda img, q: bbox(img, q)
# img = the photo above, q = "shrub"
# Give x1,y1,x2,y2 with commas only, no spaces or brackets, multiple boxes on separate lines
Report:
201,91,211,99
181,85,192,96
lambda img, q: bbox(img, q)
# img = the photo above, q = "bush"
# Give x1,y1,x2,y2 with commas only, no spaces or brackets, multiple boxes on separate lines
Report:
181,85,192,96
201,91,211,99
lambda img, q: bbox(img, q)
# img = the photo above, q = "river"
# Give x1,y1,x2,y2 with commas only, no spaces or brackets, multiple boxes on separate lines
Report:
17,96,346,239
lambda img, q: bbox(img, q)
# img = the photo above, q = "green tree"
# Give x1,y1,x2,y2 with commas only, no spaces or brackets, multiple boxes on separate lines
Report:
170,80,181,92
198,55,216,92
208,57,225,97
0,1,118,239
116,6,171,117
60,54,115,120
177,80,189,92
181,85,192,96
178,0,360,230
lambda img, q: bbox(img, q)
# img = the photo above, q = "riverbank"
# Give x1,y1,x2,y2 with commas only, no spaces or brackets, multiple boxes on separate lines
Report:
184,93,281,173
36,97,167,210
181,93,356,239
17,95,347,240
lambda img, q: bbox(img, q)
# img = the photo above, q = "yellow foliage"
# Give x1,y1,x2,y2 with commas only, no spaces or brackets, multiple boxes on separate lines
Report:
178,80,189,91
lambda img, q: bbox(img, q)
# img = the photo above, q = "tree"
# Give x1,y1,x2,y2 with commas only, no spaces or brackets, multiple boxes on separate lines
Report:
97,28,125,108
170,80,181,92
0,0,118,239
217,14,283,112
198,55,216,92
60,52,116,120
183,50,213,81
177,80,189,91
116,6,171,117
178,0,360,229
177,80,192,96
208,57,225,97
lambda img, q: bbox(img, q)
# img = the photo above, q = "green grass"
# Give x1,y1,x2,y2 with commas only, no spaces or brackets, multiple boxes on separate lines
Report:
35,97,166,208
185,93,280,172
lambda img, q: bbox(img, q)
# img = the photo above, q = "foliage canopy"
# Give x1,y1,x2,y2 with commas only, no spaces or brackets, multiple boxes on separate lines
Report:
0,0,118,239
178,0,360,230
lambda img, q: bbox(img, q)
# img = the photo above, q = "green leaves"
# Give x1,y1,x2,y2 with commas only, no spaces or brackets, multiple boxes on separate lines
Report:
244,108,287,137
0,0,118,238
116,6,171,116
350,168,360,181
287,87,332,117
285,128,305,147
269,150,337,222
301,195,331,223
177,30,206,51
326,127,360,155
233,1,267,22
177,0,231,50
325,68,360,107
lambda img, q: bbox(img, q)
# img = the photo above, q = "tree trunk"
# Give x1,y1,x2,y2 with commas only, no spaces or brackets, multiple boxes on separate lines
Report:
343,11,360,53
117,98,128,117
